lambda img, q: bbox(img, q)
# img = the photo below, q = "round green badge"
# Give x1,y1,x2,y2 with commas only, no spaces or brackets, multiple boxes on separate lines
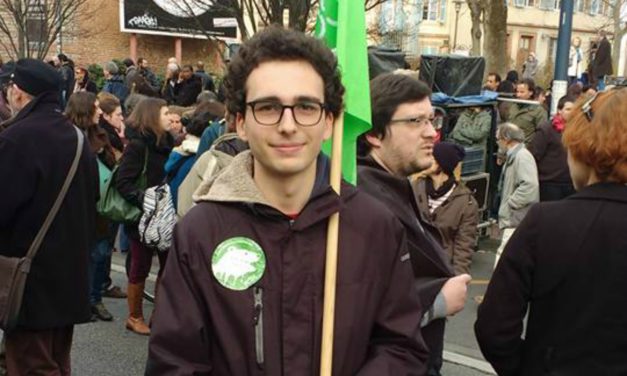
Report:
211,237,266,291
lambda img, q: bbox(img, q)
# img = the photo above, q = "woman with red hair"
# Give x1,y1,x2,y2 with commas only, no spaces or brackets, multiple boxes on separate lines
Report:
475,88,627,376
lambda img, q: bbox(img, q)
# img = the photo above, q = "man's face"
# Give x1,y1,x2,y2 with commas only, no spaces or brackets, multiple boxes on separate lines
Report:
496,130,509,154
6,84,28,114
180,68,193,80
516,83,533,100
169,113,183,133
140,60,149,69
486,75,499,91
573,37,581,47
236,60,333,179
559,101,575,121
369,98,437,176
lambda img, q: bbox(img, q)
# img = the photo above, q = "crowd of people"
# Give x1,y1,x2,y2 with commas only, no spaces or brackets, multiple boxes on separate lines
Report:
0,25,625,376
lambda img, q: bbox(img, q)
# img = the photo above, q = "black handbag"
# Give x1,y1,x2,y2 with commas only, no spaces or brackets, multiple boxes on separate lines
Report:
0,126,84,331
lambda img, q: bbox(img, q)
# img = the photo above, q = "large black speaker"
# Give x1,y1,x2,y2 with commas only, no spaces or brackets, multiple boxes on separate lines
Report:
419,55,485,97
368,47,409,79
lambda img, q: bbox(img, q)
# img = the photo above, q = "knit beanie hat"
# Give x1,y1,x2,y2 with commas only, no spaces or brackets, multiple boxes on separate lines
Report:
433,142,466,175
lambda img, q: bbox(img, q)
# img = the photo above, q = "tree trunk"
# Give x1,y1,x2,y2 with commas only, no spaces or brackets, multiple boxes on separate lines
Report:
467,0,483,56
288,0,311,31
610,2,626,75
482,0,508,75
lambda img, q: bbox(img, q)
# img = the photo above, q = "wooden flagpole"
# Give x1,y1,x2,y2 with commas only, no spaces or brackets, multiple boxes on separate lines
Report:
320,112,345,376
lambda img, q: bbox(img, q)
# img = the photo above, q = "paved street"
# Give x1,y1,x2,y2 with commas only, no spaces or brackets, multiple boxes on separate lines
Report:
55,238,500,375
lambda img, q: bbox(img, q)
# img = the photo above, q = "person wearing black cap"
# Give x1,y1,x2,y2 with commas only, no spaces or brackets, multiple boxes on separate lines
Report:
414,142,479,275
0,58,97,374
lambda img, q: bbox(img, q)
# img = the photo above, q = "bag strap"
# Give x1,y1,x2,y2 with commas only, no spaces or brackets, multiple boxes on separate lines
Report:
24,126,84,262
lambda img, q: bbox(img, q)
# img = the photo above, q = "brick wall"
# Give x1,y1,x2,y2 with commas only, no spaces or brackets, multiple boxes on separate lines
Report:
61,0,224,76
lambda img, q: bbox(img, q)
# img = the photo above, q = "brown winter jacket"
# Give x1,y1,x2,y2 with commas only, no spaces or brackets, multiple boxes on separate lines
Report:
146,151,429,376
414,179,479,275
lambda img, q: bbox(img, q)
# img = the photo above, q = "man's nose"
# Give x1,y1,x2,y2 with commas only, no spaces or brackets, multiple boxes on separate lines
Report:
277,107,298,133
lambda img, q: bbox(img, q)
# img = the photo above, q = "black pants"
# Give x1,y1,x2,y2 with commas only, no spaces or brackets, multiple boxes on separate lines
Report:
540,182,575,202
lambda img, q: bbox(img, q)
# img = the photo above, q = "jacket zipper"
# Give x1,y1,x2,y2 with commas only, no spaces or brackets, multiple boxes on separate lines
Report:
253,286,264,368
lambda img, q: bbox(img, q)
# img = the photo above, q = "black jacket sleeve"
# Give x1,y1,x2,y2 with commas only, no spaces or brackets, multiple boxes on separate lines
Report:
357,223,429,375
115,140,146,208
475,205,539,376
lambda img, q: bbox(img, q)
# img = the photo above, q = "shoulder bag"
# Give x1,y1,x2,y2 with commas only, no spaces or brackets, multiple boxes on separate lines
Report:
0,126,84,331
97,147,148,223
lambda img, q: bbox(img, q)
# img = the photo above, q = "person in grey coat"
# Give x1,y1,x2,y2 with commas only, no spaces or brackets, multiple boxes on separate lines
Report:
494,122,539,267
522,52,538,80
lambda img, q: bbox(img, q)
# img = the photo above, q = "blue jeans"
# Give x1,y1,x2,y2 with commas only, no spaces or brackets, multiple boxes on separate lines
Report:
89,239,113,305
597,76,606,90
118,224,129,252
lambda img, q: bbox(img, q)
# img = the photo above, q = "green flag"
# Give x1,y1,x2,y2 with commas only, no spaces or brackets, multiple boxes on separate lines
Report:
315,0,371,185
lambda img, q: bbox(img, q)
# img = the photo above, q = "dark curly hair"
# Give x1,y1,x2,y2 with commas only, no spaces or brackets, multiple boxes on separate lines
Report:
223,26,344,119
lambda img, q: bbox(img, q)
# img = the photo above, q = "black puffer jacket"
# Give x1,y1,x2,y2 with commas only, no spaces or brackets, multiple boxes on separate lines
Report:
115,126,173,239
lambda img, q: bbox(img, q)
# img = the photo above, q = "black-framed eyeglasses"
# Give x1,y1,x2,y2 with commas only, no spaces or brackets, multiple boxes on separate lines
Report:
246,100,326,127
389,115,442,130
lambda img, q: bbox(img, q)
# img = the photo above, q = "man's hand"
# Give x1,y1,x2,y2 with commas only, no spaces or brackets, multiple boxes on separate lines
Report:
442,274,471,316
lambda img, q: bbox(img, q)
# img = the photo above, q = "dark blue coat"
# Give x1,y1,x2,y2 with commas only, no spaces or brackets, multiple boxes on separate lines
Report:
103,74,129,104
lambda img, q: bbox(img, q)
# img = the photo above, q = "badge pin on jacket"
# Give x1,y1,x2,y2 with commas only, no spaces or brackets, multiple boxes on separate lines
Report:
212,237,266,290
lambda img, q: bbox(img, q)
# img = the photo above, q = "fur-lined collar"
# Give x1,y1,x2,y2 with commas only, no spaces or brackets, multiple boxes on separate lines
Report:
194,150,273,207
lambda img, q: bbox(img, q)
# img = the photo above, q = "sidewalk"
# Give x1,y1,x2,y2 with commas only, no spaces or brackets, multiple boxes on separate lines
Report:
443,237,500,375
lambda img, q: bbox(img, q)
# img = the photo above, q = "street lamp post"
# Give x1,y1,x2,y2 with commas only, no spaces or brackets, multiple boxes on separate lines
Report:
453,0,464,51
551,0,574,115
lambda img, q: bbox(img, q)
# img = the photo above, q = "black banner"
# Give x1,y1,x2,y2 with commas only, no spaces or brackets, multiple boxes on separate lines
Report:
120,0,237,39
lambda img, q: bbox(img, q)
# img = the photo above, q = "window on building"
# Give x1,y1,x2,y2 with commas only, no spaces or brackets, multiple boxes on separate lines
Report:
519,36,532,50
539,0,559,9
423,0,443,21
547,37,558,62
574,0,585,12
513,0,525,6
26,0,46,47
589,0,601,14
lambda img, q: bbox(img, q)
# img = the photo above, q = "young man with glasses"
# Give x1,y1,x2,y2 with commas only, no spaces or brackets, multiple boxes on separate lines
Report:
357,73,471,376
146,27,429,375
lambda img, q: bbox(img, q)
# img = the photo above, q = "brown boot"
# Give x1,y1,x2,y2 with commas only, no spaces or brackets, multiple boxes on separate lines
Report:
126,282,150,336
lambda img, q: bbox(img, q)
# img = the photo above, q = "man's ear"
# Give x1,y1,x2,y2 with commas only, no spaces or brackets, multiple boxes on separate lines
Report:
235,112,248,141
365,132,382,149
322,112,334,141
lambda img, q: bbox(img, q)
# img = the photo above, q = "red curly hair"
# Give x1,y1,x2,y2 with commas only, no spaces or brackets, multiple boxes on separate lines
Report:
563,88,627,184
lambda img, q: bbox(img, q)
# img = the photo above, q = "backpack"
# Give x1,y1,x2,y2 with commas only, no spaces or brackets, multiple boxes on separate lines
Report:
176,133,245,218
138,183,177,251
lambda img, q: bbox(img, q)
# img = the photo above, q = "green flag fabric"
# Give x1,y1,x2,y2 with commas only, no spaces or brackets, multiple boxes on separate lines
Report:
315,0,372,185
